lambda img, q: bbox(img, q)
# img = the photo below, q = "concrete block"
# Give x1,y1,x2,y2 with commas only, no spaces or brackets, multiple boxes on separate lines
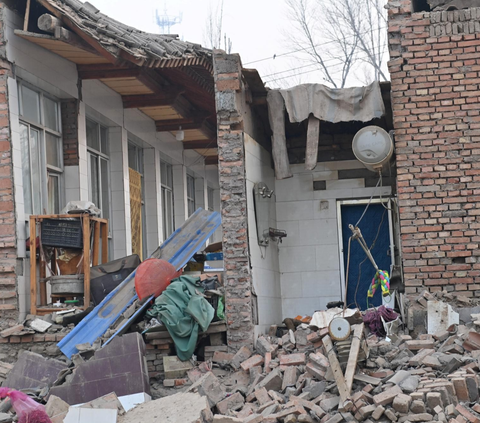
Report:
373,385,402,406
117,392,212,423
411,400,426,414
279,353,306,366
163,356,194,379
241,355,264,372
371,405,385,420
384,408,397,422
282,366,299,391
308,352,329,370
426,392,443,410
255,369,283,392
216,392,245,415
187,371,225,407
45,395,70,422
231,346,252,370
256,337,274,356
392,394,412,414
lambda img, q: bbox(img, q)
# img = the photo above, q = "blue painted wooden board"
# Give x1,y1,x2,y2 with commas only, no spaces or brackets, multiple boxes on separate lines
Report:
58,209,222,358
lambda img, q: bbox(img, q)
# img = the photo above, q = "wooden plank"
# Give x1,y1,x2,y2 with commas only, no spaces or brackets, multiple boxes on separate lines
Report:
82,216,91,307
344,323,364,396
156,120,205,132
204,156,218,165
92,221,101,267
183,139,217,150
23,0,31,31
101,221,108,264
266,90,292,179
122,88,184,109
79,68,141,80
305,115,320,171
322,334,350,403
30,216,37,315
39,258,47,306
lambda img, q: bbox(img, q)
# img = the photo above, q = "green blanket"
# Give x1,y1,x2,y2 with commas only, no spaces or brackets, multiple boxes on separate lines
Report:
146,275,214,361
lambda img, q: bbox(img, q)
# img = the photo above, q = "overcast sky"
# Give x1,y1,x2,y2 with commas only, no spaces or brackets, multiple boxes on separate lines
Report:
87,0,389,88
87,0,331,87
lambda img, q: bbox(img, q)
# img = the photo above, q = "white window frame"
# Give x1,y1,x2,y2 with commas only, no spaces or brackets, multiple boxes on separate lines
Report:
186,174,196,217
207,186,214,212
161,160,174,241
18,81,63,215
86,118,111,224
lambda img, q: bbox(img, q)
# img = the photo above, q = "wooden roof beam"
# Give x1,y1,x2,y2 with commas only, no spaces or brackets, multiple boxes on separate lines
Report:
204,156,218,165
78,65,141,80
155,113,212,132
183,139,217,150
122,87,185,108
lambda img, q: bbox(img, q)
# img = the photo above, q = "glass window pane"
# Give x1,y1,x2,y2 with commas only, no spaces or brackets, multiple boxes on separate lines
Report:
100,126,108,155
162,188,174,240
21,85,41,124
20,123,33,215
86,119,100,151
43,97,59,131
46,133,61,168
128,143,138,172
100,158,110,220
89,154,100,208
47,174,60,214
30,128,42,215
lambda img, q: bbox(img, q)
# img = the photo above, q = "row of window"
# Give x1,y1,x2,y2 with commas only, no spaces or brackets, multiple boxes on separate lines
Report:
17,81,213,242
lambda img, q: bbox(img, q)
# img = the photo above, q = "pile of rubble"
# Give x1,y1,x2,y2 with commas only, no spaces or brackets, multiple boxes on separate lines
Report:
147,297,480,422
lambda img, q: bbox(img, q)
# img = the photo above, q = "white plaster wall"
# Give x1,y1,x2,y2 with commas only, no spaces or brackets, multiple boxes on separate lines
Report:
275,161,391,319
143,147,162,256
4,8,220,315
244,135,282,335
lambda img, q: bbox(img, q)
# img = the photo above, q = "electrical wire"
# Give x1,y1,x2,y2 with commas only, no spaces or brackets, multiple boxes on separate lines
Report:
262,45,389,85
244,26,387,66
261,42,388,80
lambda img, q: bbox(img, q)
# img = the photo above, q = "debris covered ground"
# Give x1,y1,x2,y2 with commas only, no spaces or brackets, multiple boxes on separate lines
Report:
1,290,480,422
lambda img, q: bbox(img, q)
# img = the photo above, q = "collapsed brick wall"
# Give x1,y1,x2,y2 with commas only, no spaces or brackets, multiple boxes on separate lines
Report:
213,51,255,352
61,99,79,166
388,1,480,295
0,4,17,318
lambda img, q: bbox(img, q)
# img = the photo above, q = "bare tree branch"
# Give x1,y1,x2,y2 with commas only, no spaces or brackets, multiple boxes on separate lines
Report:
283,0,388,86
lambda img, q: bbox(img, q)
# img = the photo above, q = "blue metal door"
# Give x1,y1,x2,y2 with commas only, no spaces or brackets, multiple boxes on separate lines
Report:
341,203,391,311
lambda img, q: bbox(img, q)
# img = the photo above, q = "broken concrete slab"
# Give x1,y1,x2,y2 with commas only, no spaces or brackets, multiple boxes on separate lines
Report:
187,371,226,407
78,392,125,414
118,392,213,423
45,395,70,423
427,301,459,335
29,318,53,333
64,407,118,423
4,351,68,391
50,333,150,405
118,393,151,412
163,356,194,379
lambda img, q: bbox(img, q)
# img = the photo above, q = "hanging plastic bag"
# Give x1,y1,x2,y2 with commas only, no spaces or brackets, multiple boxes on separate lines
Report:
0,388,52,423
